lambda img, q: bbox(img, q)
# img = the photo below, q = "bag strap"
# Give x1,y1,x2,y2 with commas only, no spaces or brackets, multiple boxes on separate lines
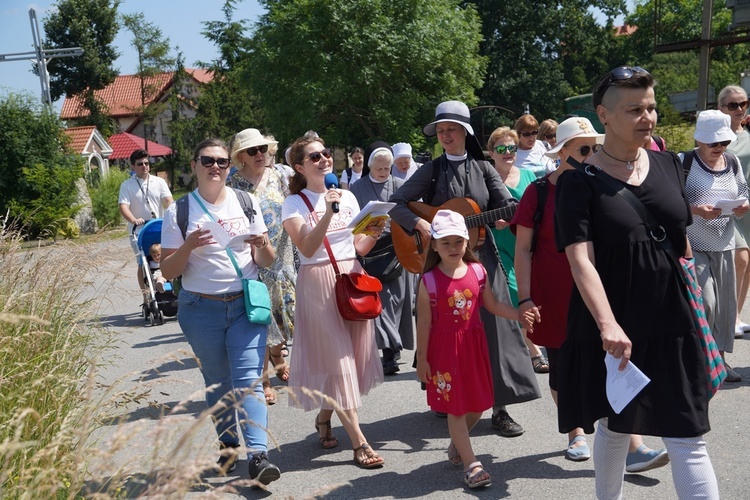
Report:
297,191,342,277
567,157,682,268
468,262,486,290
531,178,549,253
190,191,244,279
422,270,438,325
681,150,694,181
177,187,254,239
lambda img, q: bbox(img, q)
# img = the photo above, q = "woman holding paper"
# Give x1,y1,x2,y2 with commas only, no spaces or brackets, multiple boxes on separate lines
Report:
351,141,414,375
681,110,749,383
281,135,386,469
555,67,719,498
160,138,281,485
229,128,297,405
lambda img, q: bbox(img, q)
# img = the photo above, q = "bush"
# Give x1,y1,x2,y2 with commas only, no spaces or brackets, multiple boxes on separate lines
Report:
0,93,87,240
89,168,130,230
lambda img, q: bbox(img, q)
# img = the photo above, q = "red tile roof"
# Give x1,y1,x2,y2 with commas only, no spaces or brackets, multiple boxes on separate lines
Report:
108,132,172,160
613,24,637,36
63,126,97,153
60,68,213,120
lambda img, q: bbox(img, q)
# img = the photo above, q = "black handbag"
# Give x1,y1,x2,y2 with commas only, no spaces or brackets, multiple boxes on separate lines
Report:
358,235,403,283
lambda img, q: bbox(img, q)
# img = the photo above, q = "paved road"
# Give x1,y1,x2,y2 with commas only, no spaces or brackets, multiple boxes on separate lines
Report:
86,236,750,499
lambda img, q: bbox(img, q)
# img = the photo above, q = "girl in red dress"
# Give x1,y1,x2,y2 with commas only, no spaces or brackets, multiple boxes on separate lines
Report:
415,210,536,489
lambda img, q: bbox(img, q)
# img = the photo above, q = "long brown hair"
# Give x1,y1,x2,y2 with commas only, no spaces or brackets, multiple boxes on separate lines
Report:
422,239,481,274
288,136,326,194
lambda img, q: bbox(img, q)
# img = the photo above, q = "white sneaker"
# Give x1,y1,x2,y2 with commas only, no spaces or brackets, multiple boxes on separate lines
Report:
736,325,745,339
741,321,750,332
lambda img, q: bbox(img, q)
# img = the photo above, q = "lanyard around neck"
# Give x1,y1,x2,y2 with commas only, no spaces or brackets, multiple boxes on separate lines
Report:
191,191,244,279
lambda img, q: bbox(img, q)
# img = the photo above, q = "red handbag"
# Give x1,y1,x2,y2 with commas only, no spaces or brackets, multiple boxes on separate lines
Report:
298,192,383,321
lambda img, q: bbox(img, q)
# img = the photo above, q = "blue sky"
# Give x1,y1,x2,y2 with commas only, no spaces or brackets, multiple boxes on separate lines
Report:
0,1,631,112
0,0,264,110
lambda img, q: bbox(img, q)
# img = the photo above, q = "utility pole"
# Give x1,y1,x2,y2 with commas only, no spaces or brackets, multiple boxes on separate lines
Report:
0,8,83,109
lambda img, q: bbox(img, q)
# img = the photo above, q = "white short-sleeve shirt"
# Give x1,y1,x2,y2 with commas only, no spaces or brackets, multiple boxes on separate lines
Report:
119,174,173,232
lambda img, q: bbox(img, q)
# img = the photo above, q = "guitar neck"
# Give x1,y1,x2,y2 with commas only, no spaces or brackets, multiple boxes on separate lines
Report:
464,202,517,229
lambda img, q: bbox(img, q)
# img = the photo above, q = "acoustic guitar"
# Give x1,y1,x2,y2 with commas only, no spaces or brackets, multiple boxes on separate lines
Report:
391,197,518,274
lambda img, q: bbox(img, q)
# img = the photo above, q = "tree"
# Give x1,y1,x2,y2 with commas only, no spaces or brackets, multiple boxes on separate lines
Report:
162,52,199,188
191,0,264,144
247,0,486,148
467,0,627,132
122,12,175,152
42,0,120,134
0,93,84,239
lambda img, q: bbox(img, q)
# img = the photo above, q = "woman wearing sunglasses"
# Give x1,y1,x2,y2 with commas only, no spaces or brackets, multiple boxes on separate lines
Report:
486,127,547,374
538,119,558,149
513,114,556,177
555,67,719,498
228,129,298,405
681,110,749,384
281,135,386,469
718,86,750,339
160,139,281,485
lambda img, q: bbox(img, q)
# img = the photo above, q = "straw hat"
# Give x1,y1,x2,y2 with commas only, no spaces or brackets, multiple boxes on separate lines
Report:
545,117,604,158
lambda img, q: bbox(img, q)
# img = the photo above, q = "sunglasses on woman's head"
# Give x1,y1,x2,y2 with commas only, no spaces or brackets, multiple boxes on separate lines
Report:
197,156,231,169
306,148,332,162
494,144,518,154
707,140,732,148
722,100,749,112
245,145,269,156
520,130,538,138
594,66,650,105
569,144,601,156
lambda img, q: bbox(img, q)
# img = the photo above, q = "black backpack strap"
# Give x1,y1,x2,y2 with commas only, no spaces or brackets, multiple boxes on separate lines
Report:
530,178,548,253
681,150,694,181
230,187,256,224
176,188,255,240
176,195,189,239
727,153,739,176
652,135,665,151
425,155,443,205
344,167,352,184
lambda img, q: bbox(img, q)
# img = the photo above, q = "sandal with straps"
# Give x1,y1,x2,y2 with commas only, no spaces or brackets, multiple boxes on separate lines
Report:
353,443,384,469
314,416,339,449
269,348,290,382
447,441,462,466
531,354,550,373
463,461,491,489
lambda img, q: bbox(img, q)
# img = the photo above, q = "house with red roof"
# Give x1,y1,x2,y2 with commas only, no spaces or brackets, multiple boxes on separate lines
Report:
60,68,212,150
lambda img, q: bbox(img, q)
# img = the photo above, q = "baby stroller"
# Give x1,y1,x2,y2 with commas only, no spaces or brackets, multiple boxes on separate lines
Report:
136,219,178,326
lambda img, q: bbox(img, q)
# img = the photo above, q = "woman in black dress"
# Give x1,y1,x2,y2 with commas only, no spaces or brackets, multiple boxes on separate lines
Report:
555,67,719,499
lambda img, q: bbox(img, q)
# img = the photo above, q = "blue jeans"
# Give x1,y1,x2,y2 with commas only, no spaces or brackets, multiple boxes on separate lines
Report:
178,289,268,452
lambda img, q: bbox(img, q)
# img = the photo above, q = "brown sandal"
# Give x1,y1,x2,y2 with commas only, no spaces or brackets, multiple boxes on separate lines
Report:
269,349,290,382
353,443,384,469
315,416,339,449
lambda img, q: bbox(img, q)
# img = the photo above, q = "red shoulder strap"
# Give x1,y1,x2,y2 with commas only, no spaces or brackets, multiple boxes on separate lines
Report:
298,191,341,276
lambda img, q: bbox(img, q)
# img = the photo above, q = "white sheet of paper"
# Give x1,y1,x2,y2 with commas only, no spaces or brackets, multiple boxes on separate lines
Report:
346,200,396,231
714,197,748,216
605,353,650,414
201,221,253,250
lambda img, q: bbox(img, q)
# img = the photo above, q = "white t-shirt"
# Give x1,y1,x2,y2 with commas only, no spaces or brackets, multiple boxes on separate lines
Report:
161,189,268,294
119,174,173,232
515,140,556,176
340,169,362,187
281,189,360,265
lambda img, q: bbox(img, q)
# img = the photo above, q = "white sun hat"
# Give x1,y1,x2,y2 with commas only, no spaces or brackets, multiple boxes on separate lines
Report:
545,117,604,158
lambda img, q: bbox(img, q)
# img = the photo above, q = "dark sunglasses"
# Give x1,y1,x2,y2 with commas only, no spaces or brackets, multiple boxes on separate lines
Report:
723,100,749,112
544,134,556,140
135,161,150,167
707,140,732,148
306,148,332,162
595,66,650,103
494,144,518,154
568,143,601,156
196,156,231,169
245,145,269,156
520,130,538,138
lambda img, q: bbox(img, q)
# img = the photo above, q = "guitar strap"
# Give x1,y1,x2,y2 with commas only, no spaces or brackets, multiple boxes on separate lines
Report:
425,155,443,205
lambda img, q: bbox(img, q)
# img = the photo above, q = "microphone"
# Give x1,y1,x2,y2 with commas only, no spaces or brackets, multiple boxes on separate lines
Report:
324,173,340,213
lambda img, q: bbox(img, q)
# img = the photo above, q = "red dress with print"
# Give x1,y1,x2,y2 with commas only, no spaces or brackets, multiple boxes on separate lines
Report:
424,264,494,415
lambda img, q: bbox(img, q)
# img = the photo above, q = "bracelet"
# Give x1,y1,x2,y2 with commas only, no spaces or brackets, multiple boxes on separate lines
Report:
518,298,533,306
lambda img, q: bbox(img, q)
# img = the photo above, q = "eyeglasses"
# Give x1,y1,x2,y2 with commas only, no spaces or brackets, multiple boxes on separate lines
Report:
568,144,601,156
707,140,732,148
196,156,231,169
722,100,749,111
520,130,538,138
494,144,518,154
594,66,650,104
135,161,150,167
306,148,332,163
245,145,269,156
544,134,556,140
